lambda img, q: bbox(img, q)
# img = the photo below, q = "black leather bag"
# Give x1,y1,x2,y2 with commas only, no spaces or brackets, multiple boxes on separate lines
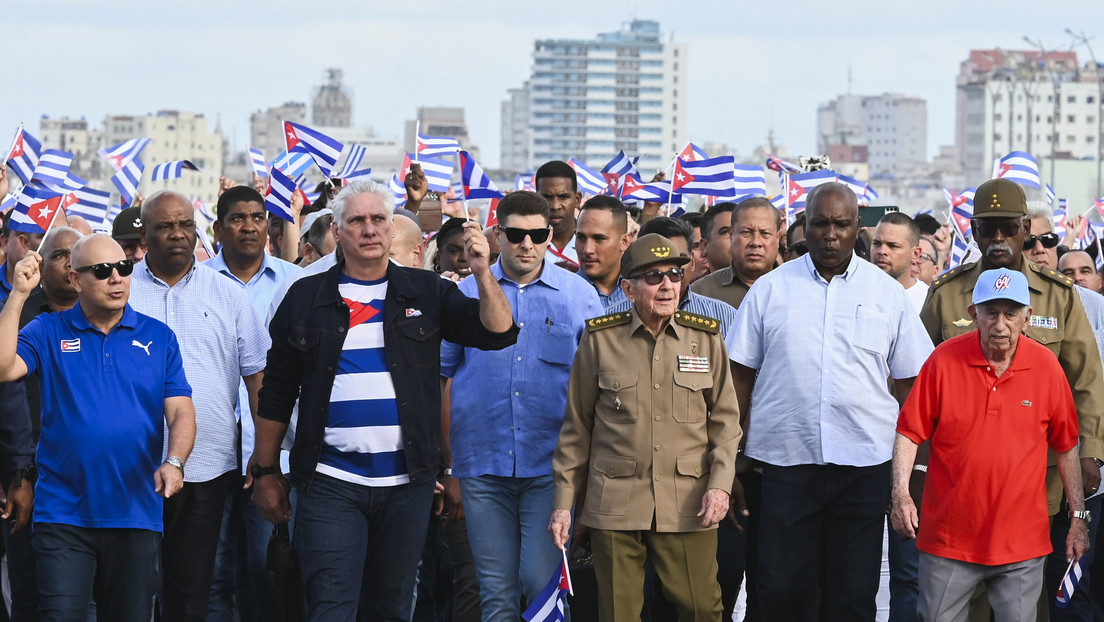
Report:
265,523,306,621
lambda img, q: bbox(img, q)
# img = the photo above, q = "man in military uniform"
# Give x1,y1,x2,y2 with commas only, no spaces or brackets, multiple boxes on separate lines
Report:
921,178,1104,515
548,233,742,622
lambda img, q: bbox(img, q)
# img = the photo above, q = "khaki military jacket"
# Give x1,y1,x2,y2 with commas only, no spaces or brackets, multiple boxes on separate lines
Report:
551,309,742,533
689,266,751,310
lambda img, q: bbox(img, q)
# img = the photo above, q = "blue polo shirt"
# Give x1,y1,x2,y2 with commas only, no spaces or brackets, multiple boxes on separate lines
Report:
16,302,191,531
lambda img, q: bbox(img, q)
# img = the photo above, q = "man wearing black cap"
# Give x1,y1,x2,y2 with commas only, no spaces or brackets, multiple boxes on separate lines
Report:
111,205,145,262
548,233,742,621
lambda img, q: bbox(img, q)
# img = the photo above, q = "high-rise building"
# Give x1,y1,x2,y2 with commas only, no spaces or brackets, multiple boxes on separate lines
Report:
39,116,104,179
500,84,531,172
312,68,353,127
502,20,687,175
249,102,308,167
102,110,224,203
816,93,927,177
955,49,1103,187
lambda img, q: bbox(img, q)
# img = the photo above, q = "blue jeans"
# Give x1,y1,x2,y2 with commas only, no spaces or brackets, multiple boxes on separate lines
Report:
34,522,159,622
294,474,434,622
461,474,564,622
1047,494,1103,621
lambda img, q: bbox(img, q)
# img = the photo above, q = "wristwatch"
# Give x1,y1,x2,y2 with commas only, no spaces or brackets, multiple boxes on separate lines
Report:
164,456,185,477
11,464,36,488
250,463,278,480
1070,509,1092,523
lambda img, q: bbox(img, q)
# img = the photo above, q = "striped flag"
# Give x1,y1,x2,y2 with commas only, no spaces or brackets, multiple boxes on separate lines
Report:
13,186,64,233
673,156,737,198
63,187,111,226
339,144,368,179
765,152,801,175
6,127,42,185
111,158,145,207
151,160,200,181
522,559,571,622
837,174,869,205
732,164,768,200
786,170,837,212
98,138,150,171
271,149,314,181
620,174,682,204
1095,198,1104,220
864,183,880,203
416,133,461,157
248,148,268,177
264,167,298,223
342,168,373,182
401,153,453,192
284,121,344,177
515,172,536,192
388,173,408,207
601,150,639,193
1045,183,1056,205
32,150,86,194
1057,558,1084,609
193,199,217,223
568,158,608,195
678,142,708,162
1,193,15,213
459,151,503,200
996,151,1041,189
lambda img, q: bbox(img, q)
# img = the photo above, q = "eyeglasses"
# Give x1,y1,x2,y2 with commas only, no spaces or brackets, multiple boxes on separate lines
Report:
1023,233,1060,250
74,260,135,280
630,267,685,285
971,219,1024,238
918,252,938,265
787,241,808,256
498,226,551,245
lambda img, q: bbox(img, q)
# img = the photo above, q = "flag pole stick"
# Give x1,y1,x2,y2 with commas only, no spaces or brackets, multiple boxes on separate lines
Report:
561,547,574,596
34,194,65,254
414,120,420,164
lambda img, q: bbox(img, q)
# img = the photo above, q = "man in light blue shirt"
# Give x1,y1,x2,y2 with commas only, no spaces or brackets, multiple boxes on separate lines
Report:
727,183,933,621
441,191,603,621
203,186,300,622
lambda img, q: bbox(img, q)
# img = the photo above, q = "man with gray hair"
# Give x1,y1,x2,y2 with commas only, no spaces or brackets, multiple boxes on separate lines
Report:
252,180,518,620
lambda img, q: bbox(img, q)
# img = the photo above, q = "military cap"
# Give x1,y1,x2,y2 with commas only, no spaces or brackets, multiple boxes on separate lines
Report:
620,233,690,277
111,206,143,241
972,178,1027,219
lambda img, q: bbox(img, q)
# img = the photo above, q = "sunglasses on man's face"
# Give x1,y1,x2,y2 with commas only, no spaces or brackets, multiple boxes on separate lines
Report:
630,267,685,286
498,226,551,245
1023,233,1060,250
971,219,1024,238
74,260,135,280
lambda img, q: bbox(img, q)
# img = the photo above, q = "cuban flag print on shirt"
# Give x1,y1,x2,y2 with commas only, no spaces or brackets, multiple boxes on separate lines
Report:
317,275,408,487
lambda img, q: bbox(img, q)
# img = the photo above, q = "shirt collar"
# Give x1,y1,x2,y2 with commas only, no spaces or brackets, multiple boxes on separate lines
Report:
802,250,860,283
964,330,1035,372
67,301,137,333
139,260,198,289
207,252,276,286
628,306,682,340
492,260,567,291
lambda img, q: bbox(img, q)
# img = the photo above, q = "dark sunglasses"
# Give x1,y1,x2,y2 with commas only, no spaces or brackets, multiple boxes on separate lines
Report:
787,241,808,256
1023,233,1060,250
74,260,135,280
630,267,685,285
498,226,551,245
971,219,1023,238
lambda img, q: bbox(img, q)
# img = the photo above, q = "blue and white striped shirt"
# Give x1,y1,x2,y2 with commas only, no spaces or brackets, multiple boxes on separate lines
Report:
317,275,408,487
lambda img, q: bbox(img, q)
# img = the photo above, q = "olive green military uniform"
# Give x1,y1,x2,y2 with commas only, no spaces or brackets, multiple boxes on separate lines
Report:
551,234,742,622
689,266,752,310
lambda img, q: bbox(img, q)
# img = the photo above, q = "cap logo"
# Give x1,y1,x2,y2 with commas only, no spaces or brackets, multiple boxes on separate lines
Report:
650,246,671,258
131,217,142,228
991,195,1001,210
994,274,1011,291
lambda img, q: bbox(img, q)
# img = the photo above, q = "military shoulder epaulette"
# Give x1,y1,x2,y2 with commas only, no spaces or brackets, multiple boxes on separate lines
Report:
930,261,976,290
673,310,720,334
1030,262,1074,288
585,312,632,331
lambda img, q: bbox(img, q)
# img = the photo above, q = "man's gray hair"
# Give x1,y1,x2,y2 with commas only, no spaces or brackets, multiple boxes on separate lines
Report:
1025,201,1053,229
330,180,396,226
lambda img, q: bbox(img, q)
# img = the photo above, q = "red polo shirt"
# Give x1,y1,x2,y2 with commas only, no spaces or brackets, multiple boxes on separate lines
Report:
897,330,1078,565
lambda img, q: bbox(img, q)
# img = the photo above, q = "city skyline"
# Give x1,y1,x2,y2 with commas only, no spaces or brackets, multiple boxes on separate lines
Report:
4,1,1102,176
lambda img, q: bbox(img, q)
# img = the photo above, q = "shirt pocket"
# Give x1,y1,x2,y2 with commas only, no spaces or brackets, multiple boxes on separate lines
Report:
399,319,441,368
287,327,320,352
673,372,713,423
852,306,891,357
538,322,577,367
597,371,639,423
588,454,637,516
674,454,710,517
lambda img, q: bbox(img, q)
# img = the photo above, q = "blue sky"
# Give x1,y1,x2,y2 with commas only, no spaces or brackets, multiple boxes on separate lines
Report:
5,1,1102,170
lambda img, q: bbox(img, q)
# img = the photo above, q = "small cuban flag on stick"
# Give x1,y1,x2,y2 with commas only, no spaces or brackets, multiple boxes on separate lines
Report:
522,549,573,622
1056,557,1083,608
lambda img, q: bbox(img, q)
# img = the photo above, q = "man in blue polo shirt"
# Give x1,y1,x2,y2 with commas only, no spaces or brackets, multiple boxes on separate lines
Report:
0,233,196,622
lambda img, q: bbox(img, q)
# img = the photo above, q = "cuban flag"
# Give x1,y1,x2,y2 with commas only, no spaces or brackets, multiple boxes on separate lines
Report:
111,158,145,207
6,127,42,185
248,148,268,178
31,150,87,194
271,149,314,181
193,199,217,223
863,183,879,203
1045,183,1056,205
98,138,150,171
620,174,682,204
13,186,64,233
151,160,200,181
601,150,639,193
1056,558,1084,608
837,174,870,205
388,173,408,207
568,158,608,196
339,144,368,179
284,121,344,177
400,153,453,192
948,234,972,270
996,151,1042,189
63,187,111,226
459,151,503,200
1054,205,1068,240
732,164,768,200
1095,198,1104,220
786,170,837,211
515,172,536,192
342,168,374,182
1,193,15,213
485,197,500,228
264,167,298,223
770,194,786,209
673,155,737,198
522,560,571,622
765,152,802,175
416,133,461,157
678,142,708,162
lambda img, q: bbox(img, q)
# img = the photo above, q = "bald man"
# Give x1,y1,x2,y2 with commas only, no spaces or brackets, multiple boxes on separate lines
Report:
0,233,195,621
65,214,94,236
1060,250,1104,294
390,212,426,268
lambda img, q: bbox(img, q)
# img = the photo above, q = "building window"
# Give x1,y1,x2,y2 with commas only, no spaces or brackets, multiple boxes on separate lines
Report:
1068,95,1077,103
1067,135,1077,143
1068,115,1076,123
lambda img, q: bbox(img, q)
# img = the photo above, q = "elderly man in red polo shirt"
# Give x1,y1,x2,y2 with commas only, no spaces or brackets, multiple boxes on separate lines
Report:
891,267,1090,621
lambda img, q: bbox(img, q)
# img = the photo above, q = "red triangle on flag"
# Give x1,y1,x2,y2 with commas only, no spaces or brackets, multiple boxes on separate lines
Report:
997,163,1012,178
7,133,23,159
486,197,499,227
671,160,695,192
28,195,64,230
284,122,300,151
621,175,644,197
787,178,806,202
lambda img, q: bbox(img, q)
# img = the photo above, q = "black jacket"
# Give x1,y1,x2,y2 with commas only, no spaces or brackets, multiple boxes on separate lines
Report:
258,260,518,487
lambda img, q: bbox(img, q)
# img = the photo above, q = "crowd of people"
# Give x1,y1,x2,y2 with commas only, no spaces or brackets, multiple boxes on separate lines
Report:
0,160,1103,622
